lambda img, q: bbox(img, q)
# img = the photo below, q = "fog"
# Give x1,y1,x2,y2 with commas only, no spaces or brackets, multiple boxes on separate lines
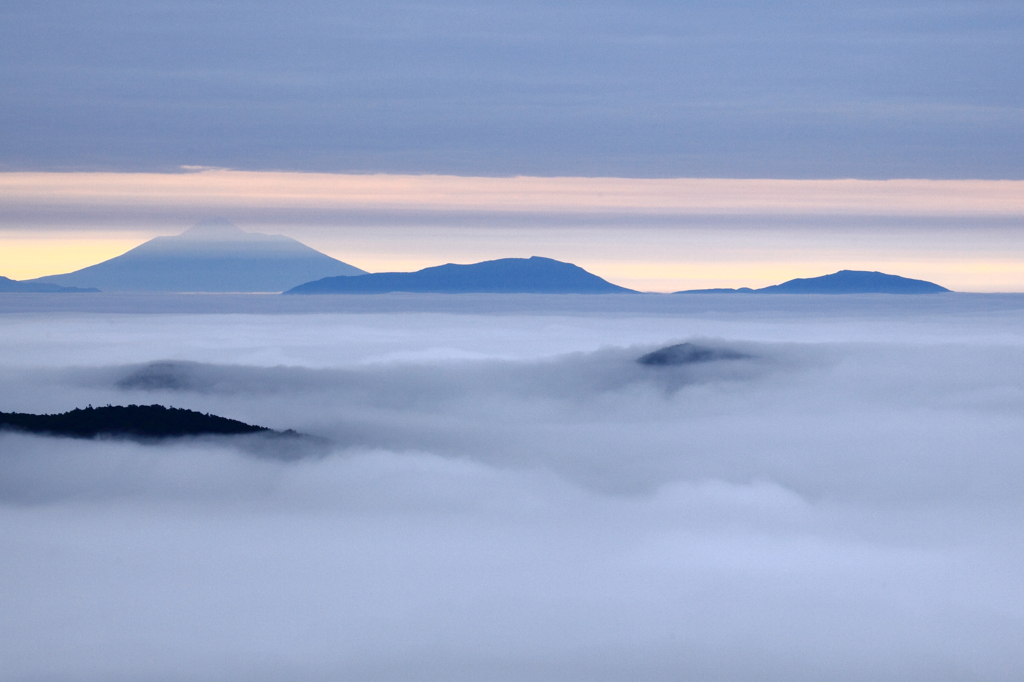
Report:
2,295,1024,680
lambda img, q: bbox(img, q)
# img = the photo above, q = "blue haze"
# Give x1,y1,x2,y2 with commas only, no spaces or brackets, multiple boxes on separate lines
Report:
284,257,636,294
31,219,366,292
0,276,98,293
677,270,950,294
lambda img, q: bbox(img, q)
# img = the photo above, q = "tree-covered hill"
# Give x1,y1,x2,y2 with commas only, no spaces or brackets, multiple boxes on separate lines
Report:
0,404,273,439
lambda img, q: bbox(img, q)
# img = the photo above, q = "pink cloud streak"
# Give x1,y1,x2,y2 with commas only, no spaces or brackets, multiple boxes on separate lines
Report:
2,170,1023,217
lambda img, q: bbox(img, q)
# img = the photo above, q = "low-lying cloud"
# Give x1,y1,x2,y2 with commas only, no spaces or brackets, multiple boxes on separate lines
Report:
1,303,1024,681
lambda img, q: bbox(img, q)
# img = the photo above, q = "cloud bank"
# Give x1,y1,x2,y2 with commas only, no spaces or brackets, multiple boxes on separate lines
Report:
2,298,1024,680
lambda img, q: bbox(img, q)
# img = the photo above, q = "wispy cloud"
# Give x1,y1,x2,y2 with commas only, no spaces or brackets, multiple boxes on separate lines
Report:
4,170,1024,217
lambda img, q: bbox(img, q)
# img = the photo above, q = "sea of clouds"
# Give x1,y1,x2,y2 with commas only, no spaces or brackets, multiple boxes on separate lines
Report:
1,294,1023,681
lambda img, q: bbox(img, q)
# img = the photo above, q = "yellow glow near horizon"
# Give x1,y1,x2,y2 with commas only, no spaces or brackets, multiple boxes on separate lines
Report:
589,260,1024,293
2,232,1022,292
0,234,150,280
2,170,1023,291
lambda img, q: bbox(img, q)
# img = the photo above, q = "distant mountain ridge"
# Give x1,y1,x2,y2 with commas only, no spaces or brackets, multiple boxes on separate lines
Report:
0,276,99,293
677,270,950,294
284,257,636,294
29,219,366,292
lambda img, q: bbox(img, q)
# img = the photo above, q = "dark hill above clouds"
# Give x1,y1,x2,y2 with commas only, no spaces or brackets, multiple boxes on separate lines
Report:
638,343,750,366
0,276,99,293
284,257,636,294
677,270,950,294
0,404,282,440
28,219,366,293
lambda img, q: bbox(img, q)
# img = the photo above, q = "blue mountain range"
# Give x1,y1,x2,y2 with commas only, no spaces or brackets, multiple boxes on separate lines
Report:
284,257,636,294
0,276,98,293
5,231,952,296
677,270,949,294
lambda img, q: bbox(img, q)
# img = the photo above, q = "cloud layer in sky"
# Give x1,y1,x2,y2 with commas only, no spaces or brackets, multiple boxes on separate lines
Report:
2,297,1024,680
2,0,1022,177
2,171,1023,291
3,2,1022,288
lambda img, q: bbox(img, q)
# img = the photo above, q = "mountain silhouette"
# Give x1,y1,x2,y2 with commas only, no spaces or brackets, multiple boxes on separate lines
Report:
637,343,749,366
0,404,280,440
284,257,636,294
676,270,950,294
0,276,99,293
28,219,366,292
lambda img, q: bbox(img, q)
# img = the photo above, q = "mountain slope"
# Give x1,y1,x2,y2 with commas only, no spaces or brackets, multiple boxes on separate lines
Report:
0,276,99,293
759,270,950,294
676,270,950,294
284,257,636,294
29,219,366,292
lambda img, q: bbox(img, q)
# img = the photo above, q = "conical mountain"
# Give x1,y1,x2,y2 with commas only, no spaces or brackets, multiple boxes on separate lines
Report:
30,219,366,292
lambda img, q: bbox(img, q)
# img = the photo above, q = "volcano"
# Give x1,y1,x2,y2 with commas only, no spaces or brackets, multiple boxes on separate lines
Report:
29,219,365,292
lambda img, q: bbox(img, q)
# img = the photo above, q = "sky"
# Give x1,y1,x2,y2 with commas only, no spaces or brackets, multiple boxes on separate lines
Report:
4,6,1024,678
3,296,1024,680
1,0,1022,288
1,1,1023,289
1,170,1022,290
3,0,1023,178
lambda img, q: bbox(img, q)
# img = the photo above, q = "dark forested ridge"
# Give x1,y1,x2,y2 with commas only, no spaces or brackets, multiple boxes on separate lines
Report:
0,404,277,439
637,343,749,366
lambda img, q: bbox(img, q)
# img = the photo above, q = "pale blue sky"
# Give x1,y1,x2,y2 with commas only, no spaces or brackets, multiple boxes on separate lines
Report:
2,0,1022,177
